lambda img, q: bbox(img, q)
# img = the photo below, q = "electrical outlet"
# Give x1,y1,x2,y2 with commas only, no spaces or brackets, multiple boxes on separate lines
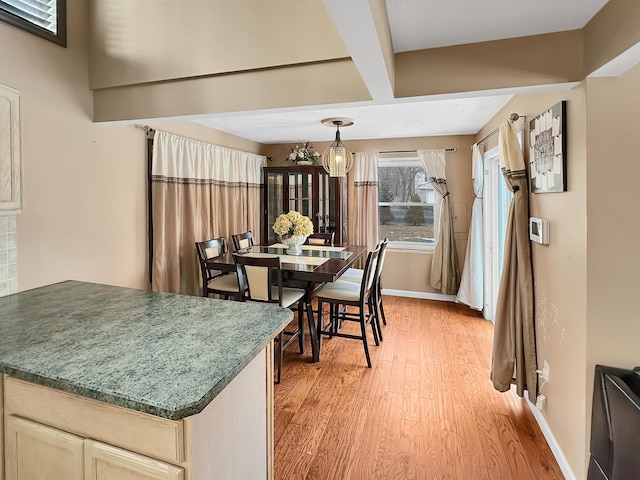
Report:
543,360,550,383
536,394,547,411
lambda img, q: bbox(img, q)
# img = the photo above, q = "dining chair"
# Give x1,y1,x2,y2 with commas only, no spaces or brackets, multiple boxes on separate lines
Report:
195,238,243,301
313,244,381,367
234,254,306,384
305,232,335,246
231,231,255,252
340,238,389,336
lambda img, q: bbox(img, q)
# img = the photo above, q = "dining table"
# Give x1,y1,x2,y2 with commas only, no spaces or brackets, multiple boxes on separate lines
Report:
205,243,368,363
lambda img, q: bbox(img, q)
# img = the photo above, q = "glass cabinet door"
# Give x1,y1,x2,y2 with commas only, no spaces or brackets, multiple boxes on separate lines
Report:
288,172,313,218
317,172,335,234
263,166,346,245
266,172,284,244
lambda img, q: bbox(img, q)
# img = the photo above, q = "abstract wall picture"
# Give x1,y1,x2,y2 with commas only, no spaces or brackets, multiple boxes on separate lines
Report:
529,101,567,193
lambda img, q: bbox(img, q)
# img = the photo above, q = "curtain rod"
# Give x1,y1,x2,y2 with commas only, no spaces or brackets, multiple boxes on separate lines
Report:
379,148,456,154
142,125,155,139
476,113,522,146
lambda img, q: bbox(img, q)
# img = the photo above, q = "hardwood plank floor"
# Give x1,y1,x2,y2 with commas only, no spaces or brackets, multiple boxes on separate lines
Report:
274,296,564,480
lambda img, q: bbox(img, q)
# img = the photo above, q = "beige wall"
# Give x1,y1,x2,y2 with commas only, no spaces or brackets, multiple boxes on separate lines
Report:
480,88,588,478
0,0,257,293
479,64,640,478
262,135,475,296
585,63,640,468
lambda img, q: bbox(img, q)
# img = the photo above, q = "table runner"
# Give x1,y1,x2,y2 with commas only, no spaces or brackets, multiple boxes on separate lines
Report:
270,243,346,252
243,252,329,266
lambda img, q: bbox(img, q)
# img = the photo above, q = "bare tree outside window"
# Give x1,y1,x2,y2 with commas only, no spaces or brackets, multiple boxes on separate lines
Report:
378,160,437,245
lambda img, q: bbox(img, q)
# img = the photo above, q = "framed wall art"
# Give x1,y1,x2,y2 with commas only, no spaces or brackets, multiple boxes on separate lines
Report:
529,101,567,193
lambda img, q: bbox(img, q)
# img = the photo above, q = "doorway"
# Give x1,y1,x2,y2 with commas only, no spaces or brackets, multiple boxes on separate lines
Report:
482,146,512,322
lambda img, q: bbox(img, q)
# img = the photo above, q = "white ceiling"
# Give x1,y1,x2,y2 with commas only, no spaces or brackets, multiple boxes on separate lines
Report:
194,0,609,144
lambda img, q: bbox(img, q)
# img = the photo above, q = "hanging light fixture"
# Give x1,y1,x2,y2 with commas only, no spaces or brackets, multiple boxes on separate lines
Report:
321,118,354,177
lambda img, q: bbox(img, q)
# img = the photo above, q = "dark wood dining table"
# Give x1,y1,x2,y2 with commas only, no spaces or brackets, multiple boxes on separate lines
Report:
205,244,368,363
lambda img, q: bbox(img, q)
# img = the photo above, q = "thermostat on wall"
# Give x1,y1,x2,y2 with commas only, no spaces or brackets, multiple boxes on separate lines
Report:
529,217,549,245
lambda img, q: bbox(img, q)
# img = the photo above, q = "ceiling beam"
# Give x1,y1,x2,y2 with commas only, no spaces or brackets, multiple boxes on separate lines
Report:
322,0,395,101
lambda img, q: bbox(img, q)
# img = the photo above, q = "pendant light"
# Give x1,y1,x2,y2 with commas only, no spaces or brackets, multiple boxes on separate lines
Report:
321,118,354,177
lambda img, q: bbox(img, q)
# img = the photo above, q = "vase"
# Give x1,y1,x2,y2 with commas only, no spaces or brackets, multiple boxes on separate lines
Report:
279,235,307,255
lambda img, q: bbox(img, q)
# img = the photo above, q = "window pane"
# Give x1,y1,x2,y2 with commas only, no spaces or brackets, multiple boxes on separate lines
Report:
379,205,434,243
378,163,436,244
0,0,66,46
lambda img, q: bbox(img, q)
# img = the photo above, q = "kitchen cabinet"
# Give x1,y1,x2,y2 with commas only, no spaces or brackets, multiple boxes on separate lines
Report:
2,343,271,479
85,441,183,480
5,416,84,480
263,165,347,245
5,415,182,480
0,83,21,212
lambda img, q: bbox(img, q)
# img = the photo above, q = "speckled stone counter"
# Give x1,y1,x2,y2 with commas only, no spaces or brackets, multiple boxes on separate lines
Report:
0,280,293,420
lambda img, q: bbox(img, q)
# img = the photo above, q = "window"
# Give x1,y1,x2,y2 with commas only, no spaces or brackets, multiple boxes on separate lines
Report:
0,0,66,46
378,155,438,248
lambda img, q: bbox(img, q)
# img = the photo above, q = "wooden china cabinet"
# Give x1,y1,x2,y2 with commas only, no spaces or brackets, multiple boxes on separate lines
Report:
263,165,347,245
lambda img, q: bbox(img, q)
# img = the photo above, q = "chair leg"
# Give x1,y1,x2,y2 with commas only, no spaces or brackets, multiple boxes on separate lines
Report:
378,287,387,326
317,298,324,351
297,301,304,354
359,312,372,368
371,295,383,342
276,332,284,384
329,304,338,338
369,298,380,346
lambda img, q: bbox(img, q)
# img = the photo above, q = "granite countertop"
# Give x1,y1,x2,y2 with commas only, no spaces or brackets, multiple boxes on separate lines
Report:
0,281,294,420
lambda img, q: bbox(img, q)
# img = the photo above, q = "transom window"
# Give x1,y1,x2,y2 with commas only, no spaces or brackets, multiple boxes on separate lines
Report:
378,155,438,249
0,0,66,46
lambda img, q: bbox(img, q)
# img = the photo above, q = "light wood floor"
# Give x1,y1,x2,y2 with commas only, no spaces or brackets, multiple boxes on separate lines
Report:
274,295,564,480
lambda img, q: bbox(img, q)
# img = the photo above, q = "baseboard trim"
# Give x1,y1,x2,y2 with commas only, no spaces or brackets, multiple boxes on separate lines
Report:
381,289,456,303
525,397,576,480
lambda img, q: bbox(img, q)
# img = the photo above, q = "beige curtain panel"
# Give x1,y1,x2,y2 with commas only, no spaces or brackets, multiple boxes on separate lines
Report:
418,149,460,295
151,131,265,296
348,152,379,266
490,120,538,403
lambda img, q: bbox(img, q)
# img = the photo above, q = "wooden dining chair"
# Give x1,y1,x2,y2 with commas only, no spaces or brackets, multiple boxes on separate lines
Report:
195,238,243,301
305,232,335,246
234,254,307,384
341,238,389,336
231,231,255,252
313,244,381,367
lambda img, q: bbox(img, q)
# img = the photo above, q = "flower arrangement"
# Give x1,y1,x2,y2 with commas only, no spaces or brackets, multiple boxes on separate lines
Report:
286,141,321,165
272,210,314,239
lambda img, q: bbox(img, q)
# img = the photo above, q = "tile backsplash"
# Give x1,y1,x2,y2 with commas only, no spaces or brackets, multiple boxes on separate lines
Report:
0,214,17,297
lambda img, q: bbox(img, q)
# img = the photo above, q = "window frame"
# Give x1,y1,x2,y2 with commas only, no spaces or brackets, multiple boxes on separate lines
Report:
0,0,67,47
377,155,439,250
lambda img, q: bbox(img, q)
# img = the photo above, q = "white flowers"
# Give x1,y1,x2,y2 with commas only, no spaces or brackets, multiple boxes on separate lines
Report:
286,142,320,165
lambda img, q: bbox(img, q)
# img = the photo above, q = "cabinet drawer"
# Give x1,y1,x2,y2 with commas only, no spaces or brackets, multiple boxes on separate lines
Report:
4,376,184,465
85,440,184,480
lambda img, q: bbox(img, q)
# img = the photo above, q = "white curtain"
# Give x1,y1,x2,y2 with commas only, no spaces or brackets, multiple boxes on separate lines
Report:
348,152,379,255
151,131,265,295
418,149,460,295
457,144,484,310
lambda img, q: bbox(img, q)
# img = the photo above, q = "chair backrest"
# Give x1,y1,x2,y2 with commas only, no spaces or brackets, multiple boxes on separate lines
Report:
196,237,228,262
375,237,389,283
305,232,335,246
234,254,283,305
358,244,382,302
195,237,228,280
231,231,255,252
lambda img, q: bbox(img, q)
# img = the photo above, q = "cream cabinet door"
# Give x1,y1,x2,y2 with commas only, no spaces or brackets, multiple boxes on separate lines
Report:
0,83,21,211
84,440,183,480
5,415,84,480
